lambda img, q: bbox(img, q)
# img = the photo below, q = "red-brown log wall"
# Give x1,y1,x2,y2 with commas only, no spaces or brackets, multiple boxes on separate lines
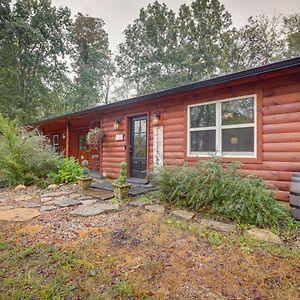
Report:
38,69,300,202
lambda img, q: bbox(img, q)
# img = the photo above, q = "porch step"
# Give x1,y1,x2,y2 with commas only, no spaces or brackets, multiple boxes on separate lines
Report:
127,177,148,185
91,181,156,196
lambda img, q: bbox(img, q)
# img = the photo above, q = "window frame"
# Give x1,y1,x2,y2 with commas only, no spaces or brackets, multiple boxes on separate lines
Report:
52,134,59,152
187,94,257,158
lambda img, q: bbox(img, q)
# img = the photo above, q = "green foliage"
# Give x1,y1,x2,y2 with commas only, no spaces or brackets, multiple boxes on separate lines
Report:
116,162,127,185
48,157,81,184
155,158,296,229
0,114,60,187
70,13,114,110
79,159,90,178
0,0,72,124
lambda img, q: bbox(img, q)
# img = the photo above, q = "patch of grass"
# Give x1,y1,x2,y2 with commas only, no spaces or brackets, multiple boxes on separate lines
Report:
0,240,8,250
164,216,300,259
136,194,154,205
208,232,222,247
113,280,136,299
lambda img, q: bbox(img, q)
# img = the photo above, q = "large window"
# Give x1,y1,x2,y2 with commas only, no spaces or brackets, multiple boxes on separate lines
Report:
188,95,256,157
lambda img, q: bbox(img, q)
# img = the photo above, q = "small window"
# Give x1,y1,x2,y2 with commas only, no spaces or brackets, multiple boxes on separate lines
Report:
188,95,256,158
79,134,87,151
53,134,59,152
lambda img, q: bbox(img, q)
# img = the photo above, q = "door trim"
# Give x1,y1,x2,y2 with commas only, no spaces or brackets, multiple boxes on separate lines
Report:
125,112,150,178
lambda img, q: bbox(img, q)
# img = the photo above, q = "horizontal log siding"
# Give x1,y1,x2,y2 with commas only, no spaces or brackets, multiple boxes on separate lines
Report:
37,69,300,203
257,87,300,201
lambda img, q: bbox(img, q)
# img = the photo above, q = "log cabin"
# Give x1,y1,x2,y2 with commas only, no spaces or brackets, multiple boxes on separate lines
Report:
32,57,300,202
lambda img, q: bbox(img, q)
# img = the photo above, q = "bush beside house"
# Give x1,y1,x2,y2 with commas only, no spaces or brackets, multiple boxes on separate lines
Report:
154,158,296,230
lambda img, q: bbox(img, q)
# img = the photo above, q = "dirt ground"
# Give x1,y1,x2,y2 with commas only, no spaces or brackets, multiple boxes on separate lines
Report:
0,187,300,299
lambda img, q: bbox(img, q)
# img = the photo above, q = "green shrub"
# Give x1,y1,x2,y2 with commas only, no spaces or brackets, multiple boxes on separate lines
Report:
80,159,90,177
154,158,296,229
116,162,127,185
0,114,61,187
48,157,81,184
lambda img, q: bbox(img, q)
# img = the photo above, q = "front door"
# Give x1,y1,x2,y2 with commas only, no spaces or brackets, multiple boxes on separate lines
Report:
130,116,147,179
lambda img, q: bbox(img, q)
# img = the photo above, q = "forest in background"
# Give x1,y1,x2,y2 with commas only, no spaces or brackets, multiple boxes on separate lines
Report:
0,0,300,124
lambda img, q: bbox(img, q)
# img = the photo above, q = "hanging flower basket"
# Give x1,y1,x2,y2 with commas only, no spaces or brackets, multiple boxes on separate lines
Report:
86,127,104,147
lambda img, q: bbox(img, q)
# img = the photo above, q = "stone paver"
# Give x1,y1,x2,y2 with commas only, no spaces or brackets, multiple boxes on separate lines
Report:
41,197,53,203
79,199,97,205
55,198,81,207
145,204,165,214
200,219,236,233
43,199,58,205
0,194,7,202
77,195,94,201
41,191,69,198
69,193,81,199
246,228,283,245
15,195,34,202
172,209,195,220
70,202,119,217
129,200,147,207
0,205,14,211
40,205,57,212
20,202,41,208
0,208,40,221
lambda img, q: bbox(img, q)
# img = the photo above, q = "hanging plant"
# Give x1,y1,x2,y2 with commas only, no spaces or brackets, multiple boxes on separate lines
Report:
86,127,104,147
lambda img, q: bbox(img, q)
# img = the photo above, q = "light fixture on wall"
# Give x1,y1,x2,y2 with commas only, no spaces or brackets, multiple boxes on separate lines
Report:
113,119,121,131
152,112,160,126
62,132,66,139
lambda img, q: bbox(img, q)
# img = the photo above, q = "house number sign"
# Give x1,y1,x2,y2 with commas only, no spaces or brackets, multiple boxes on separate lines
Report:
153,126,163,169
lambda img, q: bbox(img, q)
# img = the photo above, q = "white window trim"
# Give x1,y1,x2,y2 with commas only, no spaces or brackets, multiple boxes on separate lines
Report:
187,94,257,158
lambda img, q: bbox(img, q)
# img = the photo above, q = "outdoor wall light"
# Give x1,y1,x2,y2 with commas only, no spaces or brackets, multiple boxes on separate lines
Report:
113,118,121,131
62,132,66,139
152,112,161,126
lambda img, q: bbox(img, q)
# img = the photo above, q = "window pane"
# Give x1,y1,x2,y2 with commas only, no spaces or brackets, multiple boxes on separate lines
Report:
190,104,216,128
222,127,254,152
80,135,87,151
140,119,147,133
190,130,216,152
222,97,254,125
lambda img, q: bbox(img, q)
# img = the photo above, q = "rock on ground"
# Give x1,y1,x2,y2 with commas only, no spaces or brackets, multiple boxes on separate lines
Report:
15,195,34,202
246,228,283,245
40,197,53,203
70,202,119,217
47,184,58,190
172,209,195,220
0,206,14,211
145,204,165,214
20,202,41,208
129,200,147,207
41,191,69,198
55,198,81,207
40,205,57,212
14,185,26,191
200,219,236,233
0,208,40,221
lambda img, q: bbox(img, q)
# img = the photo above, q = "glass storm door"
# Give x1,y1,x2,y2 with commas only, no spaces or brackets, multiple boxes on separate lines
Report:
130,116,147,179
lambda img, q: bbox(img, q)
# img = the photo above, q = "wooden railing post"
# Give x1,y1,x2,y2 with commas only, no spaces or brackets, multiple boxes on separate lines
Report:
66,122,70,158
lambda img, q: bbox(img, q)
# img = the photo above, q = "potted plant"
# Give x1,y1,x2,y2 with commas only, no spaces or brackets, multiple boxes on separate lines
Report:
77,160,93,190
112,162,131,200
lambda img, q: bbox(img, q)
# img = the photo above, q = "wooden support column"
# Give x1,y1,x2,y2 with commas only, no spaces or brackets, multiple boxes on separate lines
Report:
66,122,70,158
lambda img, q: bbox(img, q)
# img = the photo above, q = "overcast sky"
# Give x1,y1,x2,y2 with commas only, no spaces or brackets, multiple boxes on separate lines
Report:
52,0,300,52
